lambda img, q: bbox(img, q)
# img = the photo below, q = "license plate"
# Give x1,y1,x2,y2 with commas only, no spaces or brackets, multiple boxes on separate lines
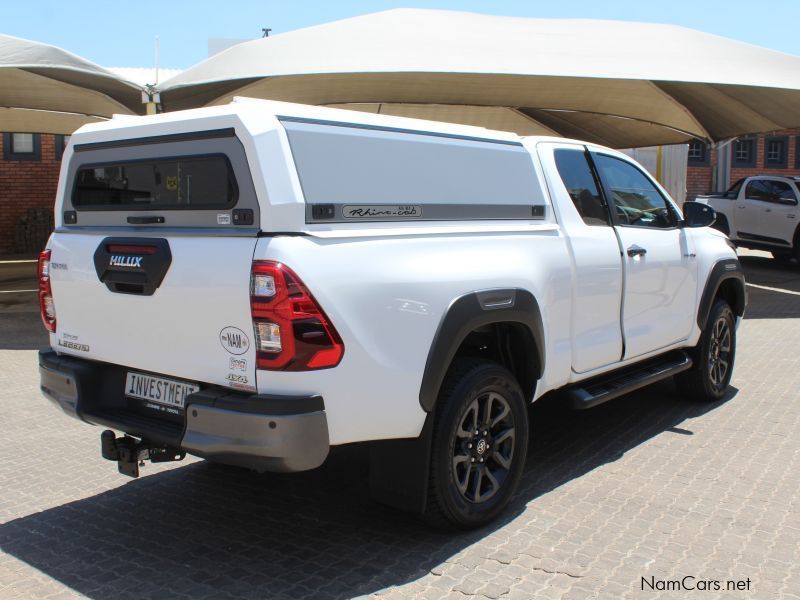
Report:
125,371,200,410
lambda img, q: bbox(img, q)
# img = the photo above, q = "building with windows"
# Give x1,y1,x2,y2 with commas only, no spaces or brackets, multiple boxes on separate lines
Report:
686,128,800,200
0,132,69,255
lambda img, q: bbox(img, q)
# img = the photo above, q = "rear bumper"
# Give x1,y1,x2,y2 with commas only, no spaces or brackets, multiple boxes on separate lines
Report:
39,349,329,472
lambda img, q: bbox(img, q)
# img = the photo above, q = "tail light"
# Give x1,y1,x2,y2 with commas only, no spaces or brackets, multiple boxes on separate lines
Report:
250,261,344,370
38,250,56,333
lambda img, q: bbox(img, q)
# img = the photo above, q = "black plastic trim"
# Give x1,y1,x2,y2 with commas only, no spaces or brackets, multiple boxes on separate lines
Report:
419,288,544,412
93,237,172,296
567,350,692,410
38,350,325,445
697,259,746,330
186,388,324,415
737,230,791,246
73,128,236,152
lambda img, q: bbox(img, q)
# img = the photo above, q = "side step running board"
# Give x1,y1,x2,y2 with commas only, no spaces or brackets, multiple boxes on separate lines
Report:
567,351,693,410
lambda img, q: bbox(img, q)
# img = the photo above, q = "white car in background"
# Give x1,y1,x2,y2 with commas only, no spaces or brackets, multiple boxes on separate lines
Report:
696,175,800,262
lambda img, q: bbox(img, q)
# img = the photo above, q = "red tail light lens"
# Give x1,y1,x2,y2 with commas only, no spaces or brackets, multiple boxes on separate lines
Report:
250,261,344,370
38,250,56,333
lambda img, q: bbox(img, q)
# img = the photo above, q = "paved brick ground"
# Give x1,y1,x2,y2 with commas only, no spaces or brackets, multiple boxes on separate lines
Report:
0,250,798,599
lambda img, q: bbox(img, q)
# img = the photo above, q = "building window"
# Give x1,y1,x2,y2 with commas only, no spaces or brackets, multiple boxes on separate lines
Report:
687,139,709,165
764,136,788,168
3,132,42,161
795,136,800,168
55,134,71,161
732,137,757,168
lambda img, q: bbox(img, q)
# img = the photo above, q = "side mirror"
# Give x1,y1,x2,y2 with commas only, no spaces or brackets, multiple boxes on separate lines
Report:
683,201,716,228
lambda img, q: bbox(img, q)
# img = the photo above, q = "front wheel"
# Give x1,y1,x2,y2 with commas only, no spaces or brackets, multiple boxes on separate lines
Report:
675,299,736,402
424,359,529,529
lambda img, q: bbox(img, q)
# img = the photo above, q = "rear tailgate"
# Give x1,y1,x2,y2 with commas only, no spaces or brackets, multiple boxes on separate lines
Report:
48,126,262,397
49,233,257,391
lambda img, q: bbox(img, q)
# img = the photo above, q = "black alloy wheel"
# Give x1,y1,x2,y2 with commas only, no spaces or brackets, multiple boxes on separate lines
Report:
425,359,529,529
675,299,736,402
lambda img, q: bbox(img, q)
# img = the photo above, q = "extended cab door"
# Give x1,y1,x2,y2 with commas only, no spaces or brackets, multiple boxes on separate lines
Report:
757,179,799,246
539,142,624,373
736,179,771,241
590,152,698,359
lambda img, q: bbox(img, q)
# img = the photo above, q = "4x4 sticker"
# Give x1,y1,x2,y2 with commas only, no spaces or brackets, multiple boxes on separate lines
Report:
219,326,250,355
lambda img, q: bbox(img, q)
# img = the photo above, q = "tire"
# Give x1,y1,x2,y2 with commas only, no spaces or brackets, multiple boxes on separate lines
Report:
424,359,529,529
675,299,736,402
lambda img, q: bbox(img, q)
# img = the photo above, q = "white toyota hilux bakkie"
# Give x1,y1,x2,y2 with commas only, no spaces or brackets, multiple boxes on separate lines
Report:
39,98,745,528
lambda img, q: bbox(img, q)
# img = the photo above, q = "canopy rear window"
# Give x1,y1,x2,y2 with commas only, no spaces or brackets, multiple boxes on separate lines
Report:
72,155,237,210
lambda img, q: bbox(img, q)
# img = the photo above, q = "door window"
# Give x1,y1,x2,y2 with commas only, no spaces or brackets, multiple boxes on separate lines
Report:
553,148,609,226
745,180,772,202
592,154,677,228
768,181,797,204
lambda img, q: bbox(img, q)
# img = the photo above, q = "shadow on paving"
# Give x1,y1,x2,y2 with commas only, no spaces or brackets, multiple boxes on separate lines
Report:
739,254,800,320
0,312,49,350
0,380,736,599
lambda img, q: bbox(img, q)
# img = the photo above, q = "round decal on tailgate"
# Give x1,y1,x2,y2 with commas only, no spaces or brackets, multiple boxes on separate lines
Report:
219,326,250,355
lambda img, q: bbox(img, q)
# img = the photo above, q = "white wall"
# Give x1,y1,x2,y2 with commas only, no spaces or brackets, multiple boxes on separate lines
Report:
620,144,688,205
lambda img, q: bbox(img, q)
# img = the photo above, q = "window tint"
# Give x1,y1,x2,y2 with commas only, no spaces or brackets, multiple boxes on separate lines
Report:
592,154,677,228
73,155,238,210
553,148,608,226
745,180,772,202
770,181,796,203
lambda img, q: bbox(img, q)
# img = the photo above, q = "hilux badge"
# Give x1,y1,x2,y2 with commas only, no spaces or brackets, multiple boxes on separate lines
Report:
109,255,143,268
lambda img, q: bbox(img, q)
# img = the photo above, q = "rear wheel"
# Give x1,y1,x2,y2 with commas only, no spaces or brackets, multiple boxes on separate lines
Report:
424,359,529,529
675,299,736,402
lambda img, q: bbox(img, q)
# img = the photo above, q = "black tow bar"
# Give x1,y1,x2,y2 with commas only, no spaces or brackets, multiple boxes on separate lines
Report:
101,430,185,478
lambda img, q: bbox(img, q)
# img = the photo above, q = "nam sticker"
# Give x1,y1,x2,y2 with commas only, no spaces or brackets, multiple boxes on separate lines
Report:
219,326,250,355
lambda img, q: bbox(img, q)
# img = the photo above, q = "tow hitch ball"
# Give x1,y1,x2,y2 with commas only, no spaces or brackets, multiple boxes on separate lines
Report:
101,430,185,478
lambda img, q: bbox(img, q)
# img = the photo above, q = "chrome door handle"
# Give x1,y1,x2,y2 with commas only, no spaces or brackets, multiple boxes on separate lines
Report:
627,245,647,258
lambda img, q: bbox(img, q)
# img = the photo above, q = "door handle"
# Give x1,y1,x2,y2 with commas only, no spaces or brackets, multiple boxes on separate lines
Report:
738,205,746,209
627,245,647,258
765,208,772,213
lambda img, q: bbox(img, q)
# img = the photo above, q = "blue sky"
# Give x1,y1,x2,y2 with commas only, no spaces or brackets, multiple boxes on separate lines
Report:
4,0,799,69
